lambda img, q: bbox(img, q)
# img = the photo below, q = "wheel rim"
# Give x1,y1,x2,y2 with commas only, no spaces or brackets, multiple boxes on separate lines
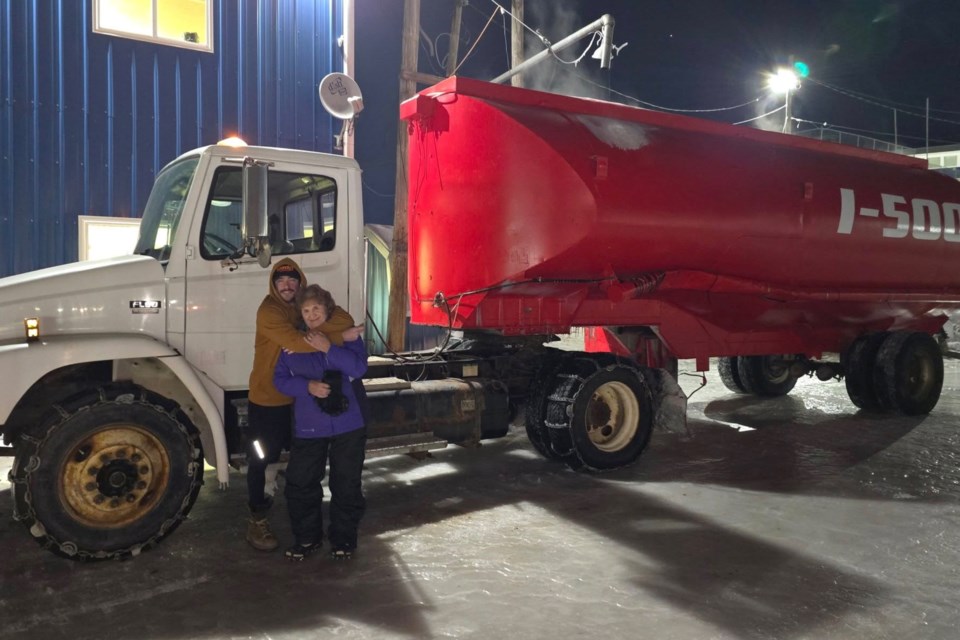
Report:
761,356,792,384
58,425,170,528
585,381,640,452
902,349,937,402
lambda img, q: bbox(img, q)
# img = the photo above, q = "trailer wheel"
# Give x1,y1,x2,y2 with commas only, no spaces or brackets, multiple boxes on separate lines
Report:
737,355,799,396
874,331,943,415
523,359,564,461
10,383,203,561
545,358,652,472
844,333,887,411
717,357,747,393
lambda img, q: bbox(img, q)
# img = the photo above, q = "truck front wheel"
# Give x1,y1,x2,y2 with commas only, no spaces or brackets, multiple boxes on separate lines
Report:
11,383,203,560
545,358,653,472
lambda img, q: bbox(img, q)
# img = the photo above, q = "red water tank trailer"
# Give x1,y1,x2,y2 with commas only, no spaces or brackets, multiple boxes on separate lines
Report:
401,77,960,365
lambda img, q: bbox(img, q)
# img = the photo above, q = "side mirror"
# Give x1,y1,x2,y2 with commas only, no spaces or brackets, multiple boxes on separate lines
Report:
242,159,269,263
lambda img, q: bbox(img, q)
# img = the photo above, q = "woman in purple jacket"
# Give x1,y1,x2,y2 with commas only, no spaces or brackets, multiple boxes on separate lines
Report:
273,284,368,560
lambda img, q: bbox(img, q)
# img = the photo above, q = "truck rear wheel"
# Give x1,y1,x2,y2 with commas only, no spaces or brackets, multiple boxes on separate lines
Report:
844,333,887,411
545,358,652,472
874,331,943,415
11,383,203,560
736,355,799,396
717,357,747,393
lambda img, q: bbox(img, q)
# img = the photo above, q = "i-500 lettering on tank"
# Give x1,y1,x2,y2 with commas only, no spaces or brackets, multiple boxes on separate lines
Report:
838,187,960,241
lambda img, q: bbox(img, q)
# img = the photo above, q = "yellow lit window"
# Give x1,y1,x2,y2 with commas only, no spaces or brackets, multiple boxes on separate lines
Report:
93,0,213,53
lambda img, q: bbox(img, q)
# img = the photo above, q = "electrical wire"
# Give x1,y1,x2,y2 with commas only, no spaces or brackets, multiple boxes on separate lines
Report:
452,5,502,76
791,117,958,146
559,65,765,114
487,0,548,47
807,77,960,128
807,77,960,116
548,32,600,66
364,309,448,372
500,6,511,68
362,180,394,199
679,371,707,400
733,104,786,125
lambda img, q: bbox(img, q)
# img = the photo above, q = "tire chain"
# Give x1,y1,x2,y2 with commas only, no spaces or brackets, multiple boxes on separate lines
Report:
523,354,566,460
544,353,644,472
11,384,203,561
543,355,630,471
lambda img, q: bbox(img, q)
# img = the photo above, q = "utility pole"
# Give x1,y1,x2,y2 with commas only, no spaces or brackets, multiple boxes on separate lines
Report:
783,88,792,134
894,109,898,149
342,0,356,158
511,0,524,87
446,0,466,76
387,0,420,352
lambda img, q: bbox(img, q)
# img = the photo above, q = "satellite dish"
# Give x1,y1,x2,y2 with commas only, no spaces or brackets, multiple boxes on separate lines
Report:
319,73,364,120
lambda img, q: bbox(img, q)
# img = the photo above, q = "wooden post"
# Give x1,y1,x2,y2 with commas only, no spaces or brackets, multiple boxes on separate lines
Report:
387,0,420,352
446,0,466,77
511,0,524,87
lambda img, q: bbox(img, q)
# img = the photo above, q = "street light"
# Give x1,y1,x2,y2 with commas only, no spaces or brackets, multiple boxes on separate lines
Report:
767,67,800,133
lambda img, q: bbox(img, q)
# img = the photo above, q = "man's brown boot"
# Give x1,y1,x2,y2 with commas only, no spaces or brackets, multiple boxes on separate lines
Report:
246,515,279,551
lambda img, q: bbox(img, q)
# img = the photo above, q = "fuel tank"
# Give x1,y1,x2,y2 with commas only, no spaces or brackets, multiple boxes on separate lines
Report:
400,77,960,355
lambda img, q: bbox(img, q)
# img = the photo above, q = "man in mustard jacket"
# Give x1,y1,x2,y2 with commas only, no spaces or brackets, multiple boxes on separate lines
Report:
246,257,358,550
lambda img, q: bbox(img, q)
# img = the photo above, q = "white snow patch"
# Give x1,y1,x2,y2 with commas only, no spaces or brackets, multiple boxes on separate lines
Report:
576,115,652,151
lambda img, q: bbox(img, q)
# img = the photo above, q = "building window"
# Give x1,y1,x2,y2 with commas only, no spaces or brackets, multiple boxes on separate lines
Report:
93,0,213,53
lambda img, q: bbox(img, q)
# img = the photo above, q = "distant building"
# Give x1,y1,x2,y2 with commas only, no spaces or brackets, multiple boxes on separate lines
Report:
797,126,960,180
796,126,912,156
0,1,345,277
913,146,960,180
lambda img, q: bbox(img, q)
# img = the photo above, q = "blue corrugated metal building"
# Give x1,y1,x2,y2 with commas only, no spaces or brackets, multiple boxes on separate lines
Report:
0,0,343,277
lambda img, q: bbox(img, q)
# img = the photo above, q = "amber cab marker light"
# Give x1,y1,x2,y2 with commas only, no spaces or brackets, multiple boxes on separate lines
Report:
217,136,247,148
24,317,40,342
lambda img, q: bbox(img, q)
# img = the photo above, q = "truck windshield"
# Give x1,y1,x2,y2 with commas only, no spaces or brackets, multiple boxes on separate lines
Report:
134,157,200,263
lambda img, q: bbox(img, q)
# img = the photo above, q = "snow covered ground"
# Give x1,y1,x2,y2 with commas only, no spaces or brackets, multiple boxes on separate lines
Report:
2,359,959,639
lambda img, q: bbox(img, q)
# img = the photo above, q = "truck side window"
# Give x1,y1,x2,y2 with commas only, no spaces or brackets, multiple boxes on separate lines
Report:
285,188,337,253
200,167,338,260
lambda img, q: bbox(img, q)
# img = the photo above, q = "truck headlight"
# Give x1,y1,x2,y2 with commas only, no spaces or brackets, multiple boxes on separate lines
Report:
24,317,40,342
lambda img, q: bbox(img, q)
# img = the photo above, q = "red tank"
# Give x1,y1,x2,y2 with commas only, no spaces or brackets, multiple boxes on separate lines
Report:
400,77,960,361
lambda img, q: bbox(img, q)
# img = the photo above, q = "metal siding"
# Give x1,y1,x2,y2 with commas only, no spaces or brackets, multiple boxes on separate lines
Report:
0,0,341,277
1,2,12,276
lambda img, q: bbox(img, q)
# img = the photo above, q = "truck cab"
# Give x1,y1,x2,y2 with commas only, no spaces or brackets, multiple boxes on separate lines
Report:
0,142,371,559
2,140,510,560
137,142,367,379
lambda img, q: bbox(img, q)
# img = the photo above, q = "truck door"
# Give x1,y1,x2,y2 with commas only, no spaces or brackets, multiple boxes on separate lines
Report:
182,157,352,392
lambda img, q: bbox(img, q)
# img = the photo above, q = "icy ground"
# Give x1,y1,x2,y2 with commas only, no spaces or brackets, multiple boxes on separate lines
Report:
1,360,959,640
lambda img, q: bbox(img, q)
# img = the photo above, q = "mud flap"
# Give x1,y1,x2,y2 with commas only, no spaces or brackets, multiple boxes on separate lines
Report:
646,368,690,437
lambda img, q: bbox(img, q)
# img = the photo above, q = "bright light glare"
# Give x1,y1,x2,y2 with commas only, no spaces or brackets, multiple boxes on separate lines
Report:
217,136,247,147
767,68,799,94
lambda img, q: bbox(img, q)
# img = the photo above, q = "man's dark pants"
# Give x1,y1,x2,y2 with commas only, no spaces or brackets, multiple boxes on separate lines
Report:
246,402,292,513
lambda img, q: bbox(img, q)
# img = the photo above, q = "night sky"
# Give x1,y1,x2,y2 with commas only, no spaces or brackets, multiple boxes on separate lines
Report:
354,0,960,225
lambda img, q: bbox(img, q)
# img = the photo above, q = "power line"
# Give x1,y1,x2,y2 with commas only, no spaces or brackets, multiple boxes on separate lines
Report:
807,77,960,115
565,66,764,113
807,77,960,128
792,118,958,146
452,5,501,75
734,104,786,125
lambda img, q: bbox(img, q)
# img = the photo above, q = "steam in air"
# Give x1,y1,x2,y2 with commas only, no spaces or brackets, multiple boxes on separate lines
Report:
516,0,612,101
